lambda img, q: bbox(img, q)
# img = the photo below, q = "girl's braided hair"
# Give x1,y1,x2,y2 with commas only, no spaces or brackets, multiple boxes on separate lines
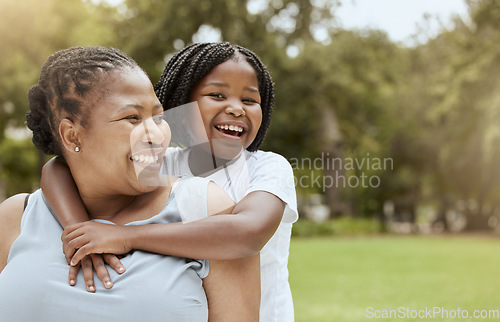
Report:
154,42,274,151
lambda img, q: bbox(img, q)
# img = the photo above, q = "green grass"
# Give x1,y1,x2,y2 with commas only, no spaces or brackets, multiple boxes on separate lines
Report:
289,235,500,322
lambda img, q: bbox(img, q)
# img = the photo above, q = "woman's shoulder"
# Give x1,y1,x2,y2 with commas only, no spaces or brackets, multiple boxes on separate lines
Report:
0,193,28,226
0,193,29,271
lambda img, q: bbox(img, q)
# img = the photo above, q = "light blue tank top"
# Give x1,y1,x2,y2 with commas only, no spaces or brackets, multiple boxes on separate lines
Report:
0,177,211,322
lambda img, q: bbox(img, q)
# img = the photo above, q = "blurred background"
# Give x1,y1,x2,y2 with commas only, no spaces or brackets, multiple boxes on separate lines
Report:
1,0,500,320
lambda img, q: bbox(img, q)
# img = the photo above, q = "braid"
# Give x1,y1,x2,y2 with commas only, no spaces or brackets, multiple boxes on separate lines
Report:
26,46,139,156
234,45,274,151
155,42,274,151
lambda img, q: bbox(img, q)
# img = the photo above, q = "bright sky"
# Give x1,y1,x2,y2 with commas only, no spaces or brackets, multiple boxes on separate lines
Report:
335,0,469,44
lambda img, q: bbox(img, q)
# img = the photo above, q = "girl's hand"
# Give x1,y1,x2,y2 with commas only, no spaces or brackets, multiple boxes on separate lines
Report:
61,221,132,266
69,254,125,292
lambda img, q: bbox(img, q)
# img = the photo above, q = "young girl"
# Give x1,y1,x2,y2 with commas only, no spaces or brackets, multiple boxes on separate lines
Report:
43,42,298,322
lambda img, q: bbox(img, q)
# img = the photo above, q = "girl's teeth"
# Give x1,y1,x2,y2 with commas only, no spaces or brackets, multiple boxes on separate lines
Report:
218,125,243,132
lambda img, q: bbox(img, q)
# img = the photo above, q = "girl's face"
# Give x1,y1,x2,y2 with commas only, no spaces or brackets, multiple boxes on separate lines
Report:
189,58,263,155
75,67,170,195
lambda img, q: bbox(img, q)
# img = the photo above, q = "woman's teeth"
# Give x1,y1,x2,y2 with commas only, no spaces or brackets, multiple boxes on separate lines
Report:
132,155,159,164
217,124,244,132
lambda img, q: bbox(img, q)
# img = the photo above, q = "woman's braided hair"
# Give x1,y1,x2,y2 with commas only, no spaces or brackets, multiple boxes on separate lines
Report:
26,46,139,156
154,42,274,151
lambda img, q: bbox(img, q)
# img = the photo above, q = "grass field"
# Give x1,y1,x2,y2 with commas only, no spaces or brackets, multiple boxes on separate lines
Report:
288,235,500,321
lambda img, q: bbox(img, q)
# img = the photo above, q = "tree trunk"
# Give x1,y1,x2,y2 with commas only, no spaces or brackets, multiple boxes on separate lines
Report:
317,105,345,218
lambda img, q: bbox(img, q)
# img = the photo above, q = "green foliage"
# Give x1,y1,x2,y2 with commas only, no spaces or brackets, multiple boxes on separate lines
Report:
292,219,336,237
388,0,500,221
0,138,40,197
0,0,117,196
0,0,116,135
292,218,383,237
115,0,338,81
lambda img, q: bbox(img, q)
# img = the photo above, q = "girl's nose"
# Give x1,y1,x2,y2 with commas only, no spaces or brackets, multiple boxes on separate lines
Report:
224,100,246,117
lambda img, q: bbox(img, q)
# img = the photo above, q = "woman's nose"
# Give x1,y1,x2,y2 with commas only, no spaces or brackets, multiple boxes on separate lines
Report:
142,118,165,145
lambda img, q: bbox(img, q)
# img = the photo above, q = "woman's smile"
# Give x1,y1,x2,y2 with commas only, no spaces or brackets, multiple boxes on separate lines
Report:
130,146,166,171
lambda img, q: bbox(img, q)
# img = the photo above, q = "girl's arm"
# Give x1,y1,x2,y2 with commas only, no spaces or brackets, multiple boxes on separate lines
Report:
131,190,283,258
202,181,260,321
0,194,26,272
63,191,284,263
42,158,125,292
41,157,89,226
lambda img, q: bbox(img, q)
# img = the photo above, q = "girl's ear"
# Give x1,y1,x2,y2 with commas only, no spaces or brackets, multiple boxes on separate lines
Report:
59,119,81,154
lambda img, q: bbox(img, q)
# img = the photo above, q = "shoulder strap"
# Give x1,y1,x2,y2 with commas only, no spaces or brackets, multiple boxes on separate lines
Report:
23,194,30,211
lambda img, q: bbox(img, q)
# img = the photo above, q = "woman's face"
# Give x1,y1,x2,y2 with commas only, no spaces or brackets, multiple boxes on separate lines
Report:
75,67,170,195
189,58,263,159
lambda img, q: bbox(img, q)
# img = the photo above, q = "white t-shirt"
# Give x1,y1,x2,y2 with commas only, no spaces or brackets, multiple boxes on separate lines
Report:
162,147,298,322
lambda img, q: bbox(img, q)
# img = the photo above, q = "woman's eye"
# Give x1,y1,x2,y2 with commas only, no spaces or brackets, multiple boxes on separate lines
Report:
124,115,140,122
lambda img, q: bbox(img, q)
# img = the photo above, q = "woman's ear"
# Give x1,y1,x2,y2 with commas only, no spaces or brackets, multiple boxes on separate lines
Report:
59,119,81,153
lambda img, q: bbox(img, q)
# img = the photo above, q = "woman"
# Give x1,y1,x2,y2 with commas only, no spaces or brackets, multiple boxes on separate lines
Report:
0,46,260,321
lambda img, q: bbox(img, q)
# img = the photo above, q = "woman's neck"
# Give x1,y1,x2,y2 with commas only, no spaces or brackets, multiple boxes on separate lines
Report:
81,193,138,222
78,177,175,225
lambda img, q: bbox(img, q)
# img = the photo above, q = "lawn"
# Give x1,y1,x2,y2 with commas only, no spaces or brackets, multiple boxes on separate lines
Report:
288,235,500,321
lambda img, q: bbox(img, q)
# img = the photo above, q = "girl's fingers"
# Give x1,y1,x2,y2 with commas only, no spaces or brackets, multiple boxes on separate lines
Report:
68,262,80,286
103,254,126,274
61,223,85,241
63,241,76,264
70,244,93,266
81,256,95,293
61,223,79,239
91,254,113,289
62,229,86,263
66,235,91,265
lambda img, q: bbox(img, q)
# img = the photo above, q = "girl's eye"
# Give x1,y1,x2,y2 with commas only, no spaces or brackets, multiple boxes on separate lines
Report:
243,97,259,104
208,93,225,99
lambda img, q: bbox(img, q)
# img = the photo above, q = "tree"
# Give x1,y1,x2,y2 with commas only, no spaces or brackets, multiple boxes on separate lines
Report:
0,0,116,198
